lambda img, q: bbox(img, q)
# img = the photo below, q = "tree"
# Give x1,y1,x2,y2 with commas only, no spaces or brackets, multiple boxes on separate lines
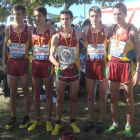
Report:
51,16,60,23
0,0,12,22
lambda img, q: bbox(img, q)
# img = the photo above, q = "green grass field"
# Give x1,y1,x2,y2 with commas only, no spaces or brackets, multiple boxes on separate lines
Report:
0,82,140,140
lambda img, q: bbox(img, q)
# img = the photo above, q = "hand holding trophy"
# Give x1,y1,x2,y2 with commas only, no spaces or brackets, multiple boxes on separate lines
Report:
56,45,76,70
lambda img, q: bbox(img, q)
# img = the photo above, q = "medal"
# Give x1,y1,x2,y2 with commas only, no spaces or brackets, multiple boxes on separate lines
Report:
15,24,24,47
91,26,100,49
116,23,127,47
37,25,47,48
63,29,72,50
17,44,24,48
37,47,43,51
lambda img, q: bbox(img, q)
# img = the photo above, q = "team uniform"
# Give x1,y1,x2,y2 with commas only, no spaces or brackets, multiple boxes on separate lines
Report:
56,29,80,83
7,24,30,77
85,26,108,80
108,24,135,84
32,27,54,79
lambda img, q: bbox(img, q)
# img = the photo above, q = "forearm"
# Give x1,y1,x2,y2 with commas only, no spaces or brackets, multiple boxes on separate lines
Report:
49,55,59,67
2,45,7,65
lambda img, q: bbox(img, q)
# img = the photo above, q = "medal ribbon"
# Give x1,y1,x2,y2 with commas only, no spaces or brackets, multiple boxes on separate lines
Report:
91,26,100,49
116,23,127,47
15,24,24,45
63,29,72,50
37,25,47,48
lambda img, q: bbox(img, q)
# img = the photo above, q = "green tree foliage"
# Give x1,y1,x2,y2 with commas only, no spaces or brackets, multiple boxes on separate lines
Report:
51,16,60,23
0,0,12,22
0,0,124,23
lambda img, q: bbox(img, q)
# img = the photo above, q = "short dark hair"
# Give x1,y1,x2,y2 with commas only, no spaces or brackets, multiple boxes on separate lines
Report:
113,3,127,15
0,24,5,31
13,4,26,14
89,6,101,16
60,10,73,19
34,6,47,16
71,24,75,27
83,20,91,26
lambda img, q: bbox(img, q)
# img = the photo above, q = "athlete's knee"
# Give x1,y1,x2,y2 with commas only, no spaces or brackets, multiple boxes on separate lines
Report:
110,97,118,104
99,94,106,101
57,95,64,103
88,94,94,101
126,97,134,105
70,95,78,102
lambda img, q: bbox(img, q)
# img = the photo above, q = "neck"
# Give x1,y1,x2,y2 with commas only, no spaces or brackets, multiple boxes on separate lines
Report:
38,23,46,30
117,21,126,28
92,24,100,30
63,27,72,34
14,22,24,29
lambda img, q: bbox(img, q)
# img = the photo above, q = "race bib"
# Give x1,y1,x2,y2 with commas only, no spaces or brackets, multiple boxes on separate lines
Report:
87,44,105,59
110,39,126,58
34,45,49,60
9,43,25,58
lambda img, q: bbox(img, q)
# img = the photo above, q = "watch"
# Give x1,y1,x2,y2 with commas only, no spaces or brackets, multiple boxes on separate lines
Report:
136,69,140,73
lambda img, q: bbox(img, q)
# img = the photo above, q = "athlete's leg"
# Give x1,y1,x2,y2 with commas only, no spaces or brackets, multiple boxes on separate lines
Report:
86,78,96,122
7,76,19,117
123,80,134,125
110,81,120,123
56,80,67,120
32,77,42,117
98,78,107,122
44,76,53,118
21,74,31,116
69,80,79,119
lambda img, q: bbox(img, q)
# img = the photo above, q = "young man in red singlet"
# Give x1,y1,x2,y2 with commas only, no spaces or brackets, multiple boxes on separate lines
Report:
82,6,111,134
105,3,140,138
28,6,56,131
50,10,84,136
3,4,32,129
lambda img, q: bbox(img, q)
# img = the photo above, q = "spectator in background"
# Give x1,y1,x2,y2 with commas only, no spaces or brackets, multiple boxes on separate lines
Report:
71,24,75,29
83,20,91,27
0,24,10,98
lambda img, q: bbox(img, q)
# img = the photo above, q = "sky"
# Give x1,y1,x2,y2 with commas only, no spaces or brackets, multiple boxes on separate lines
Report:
46,0,139,17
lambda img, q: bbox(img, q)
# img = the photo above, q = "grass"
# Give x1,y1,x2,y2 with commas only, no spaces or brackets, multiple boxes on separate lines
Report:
0,82,140,140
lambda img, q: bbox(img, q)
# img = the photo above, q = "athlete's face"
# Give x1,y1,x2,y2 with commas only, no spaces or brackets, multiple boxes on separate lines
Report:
60,14,73,28
113,8,126,24
13,10,26,24
89,11,101,26
34,11,47,25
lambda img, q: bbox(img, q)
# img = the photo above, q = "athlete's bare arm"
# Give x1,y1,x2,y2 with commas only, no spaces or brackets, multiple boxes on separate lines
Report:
3,26,9,74
49,34,59,67
82,26,89,37
50,29,56,37
131,26,140,85
28,24,33,50
76,30,84,42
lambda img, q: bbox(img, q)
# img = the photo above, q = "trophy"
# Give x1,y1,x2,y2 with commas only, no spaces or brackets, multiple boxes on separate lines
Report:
56,46,76,69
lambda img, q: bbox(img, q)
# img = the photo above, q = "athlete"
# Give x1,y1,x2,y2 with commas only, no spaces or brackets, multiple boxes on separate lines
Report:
49,10,84,135
105,3,140,138
28,6,56,131
83,6,111,134
3,4,32,129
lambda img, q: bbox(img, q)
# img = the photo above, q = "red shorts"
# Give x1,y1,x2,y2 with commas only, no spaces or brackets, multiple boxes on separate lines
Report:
57,75,80,83
86,59,106,80
32,60,54,79
7,58,30,77
107,60,134,83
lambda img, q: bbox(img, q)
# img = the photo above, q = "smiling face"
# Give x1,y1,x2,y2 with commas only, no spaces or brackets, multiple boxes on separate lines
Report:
13,9,26,24
89,11,101,26
60,14,73,29
34,10,46,25
113,8,126,25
